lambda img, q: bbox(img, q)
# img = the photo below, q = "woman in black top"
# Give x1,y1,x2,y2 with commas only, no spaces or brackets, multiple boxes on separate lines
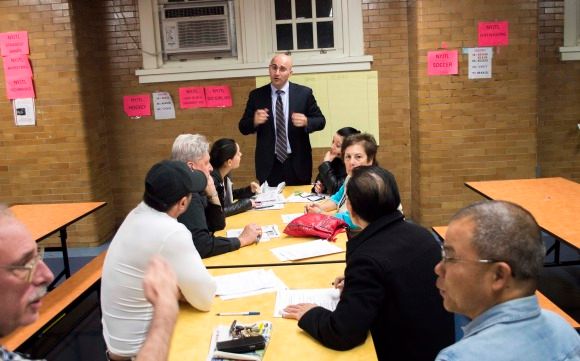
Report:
209,138,260,217
312,127,360,194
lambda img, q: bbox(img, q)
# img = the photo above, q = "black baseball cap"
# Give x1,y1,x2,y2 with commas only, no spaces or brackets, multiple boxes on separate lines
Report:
143,160,207,211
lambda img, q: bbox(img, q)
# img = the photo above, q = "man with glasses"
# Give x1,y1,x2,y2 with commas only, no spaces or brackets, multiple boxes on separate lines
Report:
0,205,181,361
239,54,326,186
435,200,580,361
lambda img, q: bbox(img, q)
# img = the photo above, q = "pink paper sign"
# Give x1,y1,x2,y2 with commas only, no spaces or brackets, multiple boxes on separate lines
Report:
5,76,35,99
123,94,151,117
478,21,509,47
427,50,458,76
3,55,33,78
179,87,206,109
205,86,232,108
0,31,30,56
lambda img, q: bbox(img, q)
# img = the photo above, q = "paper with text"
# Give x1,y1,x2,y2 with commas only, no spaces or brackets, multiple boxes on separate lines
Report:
274,288,341,317
281,213,304,224
226,225,280,242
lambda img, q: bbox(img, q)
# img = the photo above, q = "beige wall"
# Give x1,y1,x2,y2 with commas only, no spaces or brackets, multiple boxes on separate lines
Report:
0,0,578,246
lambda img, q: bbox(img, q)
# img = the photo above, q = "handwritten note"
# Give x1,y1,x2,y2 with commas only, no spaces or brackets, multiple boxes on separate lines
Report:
179,86,206,108
478,21,509,47
123,94,151,117
5,77,35,99
427,50,458,76
3,55,32,78
205,86,232,107
0,31,30,56
274,288,340,317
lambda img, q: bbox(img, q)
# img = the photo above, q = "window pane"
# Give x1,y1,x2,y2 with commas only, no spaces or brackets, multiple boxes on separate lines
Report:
275,0,292,20
316,0,333,17
276,24,294,50
296,0,312,19
317,21,334,48
297,23,313,49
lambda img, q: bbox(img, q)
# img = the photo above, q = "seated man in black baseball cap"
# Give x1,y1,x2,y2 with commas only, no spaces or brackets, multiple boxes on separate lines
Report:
101,160,217,360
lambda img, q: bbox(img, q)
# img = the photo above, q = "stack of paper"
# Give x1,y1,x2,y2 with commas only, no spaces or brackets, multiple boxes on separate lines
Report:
270,240,344,261
214,269,287,300
274,288,341,317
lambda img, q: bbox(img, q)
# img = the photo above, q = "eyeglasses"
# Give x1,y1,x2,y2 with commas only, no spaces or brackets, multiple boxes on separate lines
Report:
0,248,45,283
269,64,290,73
440,245,500,265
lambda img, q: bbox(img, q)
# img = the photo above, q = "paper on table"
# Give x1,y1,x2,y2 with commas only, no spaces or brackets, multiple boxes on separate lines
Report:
214,269,287,300
285,192,326,203
270,240,344,261
281,213,304,224
226,225,281,242
274,288,341,317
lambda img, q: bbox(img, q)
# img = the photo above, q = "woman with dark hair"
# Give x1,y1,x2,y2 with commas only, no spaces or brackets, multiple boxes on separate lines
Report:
311,127,361,195
284,166,454,361
209,139,260,217
305,133,381,227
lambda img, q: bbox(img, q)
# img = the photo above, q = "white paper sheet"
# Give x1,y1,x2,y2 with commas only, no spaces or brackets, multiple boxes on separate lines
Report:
281,213,304,224
270,240,344,261
214,269,287,300
274,288,341,317
285,192,326,203
226,225,280,242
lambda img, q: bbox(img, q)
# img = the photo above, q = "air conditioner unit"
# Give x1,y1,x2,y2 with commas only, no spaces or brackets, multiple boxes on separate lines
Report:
160,1,235,55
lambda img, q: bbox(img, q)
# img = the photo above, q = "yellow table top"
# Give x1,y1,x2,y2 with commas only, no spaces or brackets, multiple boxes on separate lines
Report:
9,202,107,242
169,263,377,361
204,186,347,268
465,177,580,249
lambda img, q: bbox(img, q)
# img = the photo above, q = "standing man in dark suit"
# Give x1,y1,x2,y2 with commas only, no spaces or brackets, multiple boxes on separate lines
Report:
239,54,326,185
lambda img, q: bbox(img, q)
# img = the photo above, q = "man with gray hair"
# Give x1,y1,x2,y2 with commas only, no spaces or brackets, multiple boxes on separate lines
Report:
435,200,579,361
171,134,261,258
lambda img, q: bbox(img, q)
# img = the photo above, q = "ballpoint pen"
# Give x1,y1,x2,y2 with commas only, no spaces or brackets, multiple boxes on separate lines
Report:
216,311,261,316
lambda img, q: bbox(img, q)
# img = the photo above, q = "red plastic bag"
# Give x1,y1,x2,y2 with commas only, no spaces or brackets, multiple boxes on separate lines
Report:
283,213,347,241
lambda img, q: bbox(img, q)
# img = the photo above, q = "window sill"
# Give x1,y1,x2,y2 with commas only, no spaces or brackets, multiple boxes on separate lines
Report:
135,55,373,83
559,46,580,61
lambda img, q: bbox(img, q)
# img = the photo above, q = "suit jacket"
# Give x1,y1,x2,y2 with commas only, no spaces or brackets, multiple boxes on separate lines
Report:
298,211,455,360
239,82,326,184
177,192,240,258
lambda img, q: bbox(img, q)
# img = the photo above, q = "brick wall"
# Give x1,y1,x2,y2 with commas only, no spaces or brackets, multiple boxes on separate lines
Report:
538,0,580,181
1,1,577,245
0,0,114,246
407,0,539,226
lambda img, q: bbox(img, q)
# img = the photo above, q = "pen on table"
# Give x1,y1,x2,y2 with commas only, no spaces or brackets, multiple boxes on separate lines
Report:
216,311,260,316
255,204,274,209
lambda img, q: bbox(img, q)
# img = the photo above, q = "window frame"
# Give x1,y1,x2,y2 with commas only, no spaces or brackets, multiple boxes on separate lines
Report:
136,0,372,83
560,0,580,61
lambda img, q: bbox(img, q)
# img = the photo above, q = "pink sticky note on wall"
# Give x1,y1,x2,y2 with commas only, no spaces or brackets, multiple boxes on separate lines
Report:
123,94,151,117
179,87,206,109
478,21,509,46
5,76,35,99
427,50,458,76
205,86,232,108
0,31,30,56
3,55,33,78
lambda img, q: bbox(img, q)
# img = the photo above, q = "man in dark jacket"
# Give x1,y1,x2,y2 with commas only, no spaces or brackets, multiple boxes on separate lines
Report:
284,166,454,360
239,54,326,185
171,134,261,258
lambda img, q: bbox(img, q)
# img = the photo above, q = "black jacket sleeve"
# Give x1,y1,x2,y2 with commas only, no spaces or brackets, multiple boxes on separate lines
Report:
317,158,346,195
297,255,385,350
177,193,240,258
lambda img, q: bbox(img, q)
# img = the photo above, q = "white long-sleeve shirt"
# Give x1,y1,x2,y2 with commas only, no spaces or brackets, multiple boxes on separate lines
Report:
101,202,216,357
